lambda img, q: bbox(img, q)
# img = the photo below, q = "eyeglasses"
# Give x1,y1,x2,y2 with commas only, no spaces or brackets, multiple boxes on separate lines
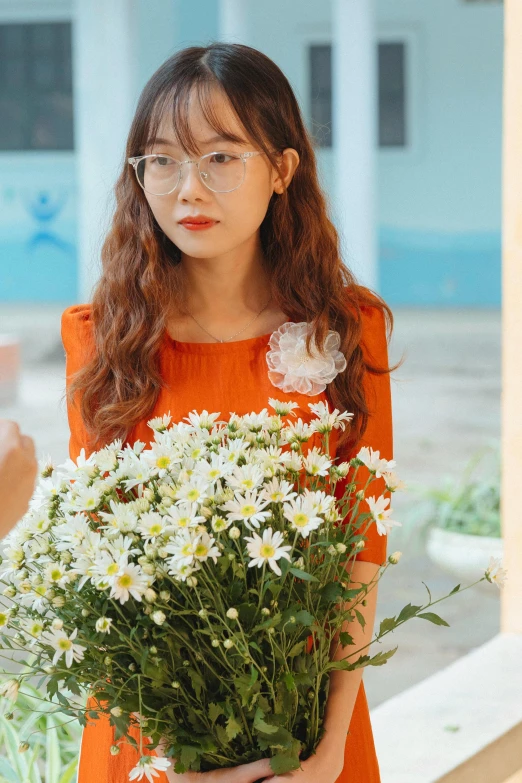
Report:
127,150,268,195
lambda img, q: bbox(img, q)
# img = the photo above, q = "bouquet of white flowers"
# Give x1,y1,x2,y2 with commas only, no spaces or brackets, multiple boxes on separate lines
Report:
0,399,505,781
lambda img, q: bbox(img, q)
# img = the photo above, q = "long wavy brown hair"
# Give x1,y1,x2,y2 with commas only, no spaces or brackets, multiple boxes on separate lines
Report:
67,42,402,455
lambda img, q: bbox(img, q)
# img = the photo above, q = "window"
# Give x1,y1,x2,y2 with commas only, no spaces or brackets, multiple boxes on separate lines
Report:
378,42,406,147
309,44,332,148
307,41,408,150
0,21,73,151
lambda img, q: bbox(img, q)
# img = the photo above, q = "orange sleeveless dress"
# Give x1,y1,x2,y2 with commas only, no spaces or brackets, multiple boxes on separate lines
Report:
61,296,393,783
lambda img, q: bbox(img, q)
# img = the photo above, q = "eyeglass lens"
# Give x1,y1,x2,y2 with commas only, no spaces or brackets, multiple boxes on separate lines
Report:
136,153,245,195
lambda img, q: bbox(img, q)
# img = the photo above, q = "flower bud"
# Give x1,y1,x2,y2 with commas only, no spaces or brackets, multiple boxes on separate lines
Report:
18,741,30,753
198,609,208,619
388,551,402,565
110,706,122,717
223,639,234,649
151,610,166,626
226,608,239,620
110,745,121,755
186,576,198,587
144,588,157,603
159,590,171,601
171,681,180,689
228,526,241,540
51,618,64,630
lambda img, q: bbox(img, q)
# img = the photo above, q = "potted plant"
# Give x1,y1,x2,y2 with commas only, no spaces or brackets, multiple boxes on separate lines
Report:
410,445,502,592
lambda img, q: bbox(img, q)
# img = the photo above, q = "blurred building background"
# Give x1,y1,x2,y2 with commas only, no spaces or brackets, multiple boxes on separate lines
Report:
0,0,503,307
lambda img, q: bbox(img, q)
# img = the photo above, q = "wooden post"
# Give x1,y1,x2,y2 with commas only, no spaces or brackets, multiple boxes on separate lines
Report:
501,0,522,634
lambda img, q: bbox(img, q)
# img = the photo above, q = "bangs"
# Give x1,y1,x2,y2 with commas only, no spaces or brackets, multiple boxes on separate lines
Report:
144,78,252,158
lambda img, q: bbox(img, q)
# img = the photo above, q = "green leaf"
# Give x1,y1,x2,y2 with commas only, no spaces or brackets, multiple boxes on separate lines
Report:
46,716,61,783
269,741,302,774
396,603,423,624
417,612,450,627
450,584,461,595
378,616,398,636
254,716,279,734
339,631,354,647
354,609,366,629
283,672,296,691
179,745,198,768
225,716,243,741
208,703,224,723
289,567,318,582
320,582,343,602
287,641,305,657
293,609,314,626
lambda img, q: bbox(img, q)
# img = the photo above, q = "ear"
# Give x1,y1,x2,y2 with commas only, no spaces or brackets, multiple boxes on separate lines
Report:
273,148,300,194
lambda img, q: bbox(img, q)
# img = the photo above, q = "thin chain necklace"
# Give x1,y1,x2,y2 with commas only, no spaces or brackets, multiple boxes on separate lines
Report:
186,295,273,343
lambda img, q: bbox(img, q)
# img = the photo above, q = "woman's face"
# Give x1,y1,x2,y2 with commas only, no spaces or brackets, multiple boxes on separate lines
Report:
141,87,299,260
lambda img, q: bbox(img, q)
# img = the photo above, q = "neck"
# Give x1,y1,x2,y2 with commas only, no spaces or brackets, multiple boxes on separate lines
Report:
177,236,272,319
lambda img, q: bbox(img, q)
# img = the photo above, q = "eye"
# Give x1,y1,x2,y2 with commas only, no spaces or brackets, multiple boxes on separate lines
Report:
208,153,236,165
152,155,176,167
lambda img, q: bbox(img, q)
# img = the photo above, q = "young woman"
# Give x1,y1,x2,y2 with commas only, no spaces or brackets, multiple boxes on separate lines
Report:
62,42,399,783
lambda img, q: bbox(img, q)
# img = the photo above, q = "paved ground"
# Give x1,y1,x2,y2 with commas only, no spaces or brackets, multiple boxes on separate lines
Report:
0,304,502,709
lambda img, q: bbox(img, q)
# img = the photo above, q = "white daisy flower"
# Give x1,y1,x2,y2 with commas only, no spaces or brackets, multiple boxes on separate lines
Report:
53,513,91,551
95,616,113,633
192,531,221,564
245,527,292,576
64,485,104,513
210,514,231,533
283,418,314,445
164,504,205,531
183,409,221,431
308,400,354,433
98,499,139,535
129,755,171,782
164,529,198,568
382,470,407,492
485,556,508,589
137,512,174,542
168,561,200,582
174,477,211,507
357,447,397,478
222,490,272,531
109,563,150,604
0,679,19,702
42,627,86,668
94,443,122,473
226,463,266,492
366,495,402,536
57,448,97,480
283,496,324,538
302,446,333,476
147,412,172,432
268,398,299,417
259,477,298,504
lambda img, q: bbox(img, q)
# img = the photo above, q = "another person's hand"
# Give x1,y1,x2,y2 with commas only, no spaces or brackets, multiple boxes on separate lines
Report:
0,420,38,537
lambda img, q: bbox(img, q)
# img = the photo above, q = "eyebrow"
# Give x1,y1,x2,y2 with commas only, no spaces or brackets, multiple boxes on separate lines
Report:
147,134,244,148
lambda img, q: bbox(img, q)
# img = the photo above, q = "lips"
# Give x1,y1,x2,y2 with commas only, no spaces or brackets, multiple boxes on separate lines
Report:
179,216,217,225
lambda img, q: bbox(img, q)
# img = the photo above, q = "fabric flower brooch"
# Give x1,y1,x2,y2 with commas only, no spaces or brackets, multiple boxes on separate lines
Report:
266,321,347,396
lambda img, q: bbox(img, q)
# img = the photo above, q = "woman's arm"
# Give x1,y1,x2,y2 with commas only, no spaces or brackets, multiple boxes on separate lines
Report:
321,560,380,748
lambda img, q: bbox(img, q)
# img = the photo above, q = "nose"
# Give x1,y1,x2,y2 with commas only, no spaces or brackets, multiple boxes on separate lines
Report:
176,159,209,200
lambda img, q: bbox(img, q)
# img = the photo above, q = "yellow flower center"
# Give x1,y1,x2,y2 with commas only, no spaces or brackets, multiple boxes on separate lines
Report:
180,543,193,556
50,568,62,581
117,574,132,588
107,563,119,576
260,544,275,558
58,639,72,651
241,505,256,517
194,543,208,557
149,524,162,536
0,613,7,626
187,489,200,502
242,479,254,489
293,513,309,528
156,456,170,469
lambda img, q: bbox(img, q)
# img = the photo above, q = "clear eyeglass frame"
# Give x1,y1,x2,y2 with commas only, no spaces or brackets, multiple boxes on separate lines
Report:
127,149,269,195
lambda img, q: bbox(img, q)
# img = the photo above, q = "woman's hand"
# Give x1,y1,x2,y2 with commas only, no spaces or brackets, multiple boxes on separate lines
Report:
0,420,37,536
153,738,273,783
261,734,345,783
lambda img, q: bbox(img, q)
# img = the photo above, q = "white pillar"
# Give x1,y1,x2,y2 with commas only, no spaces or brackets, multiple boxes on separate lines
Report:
72,0,138,302
501,0,522,634
332,0,377,290
218,0,249,43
